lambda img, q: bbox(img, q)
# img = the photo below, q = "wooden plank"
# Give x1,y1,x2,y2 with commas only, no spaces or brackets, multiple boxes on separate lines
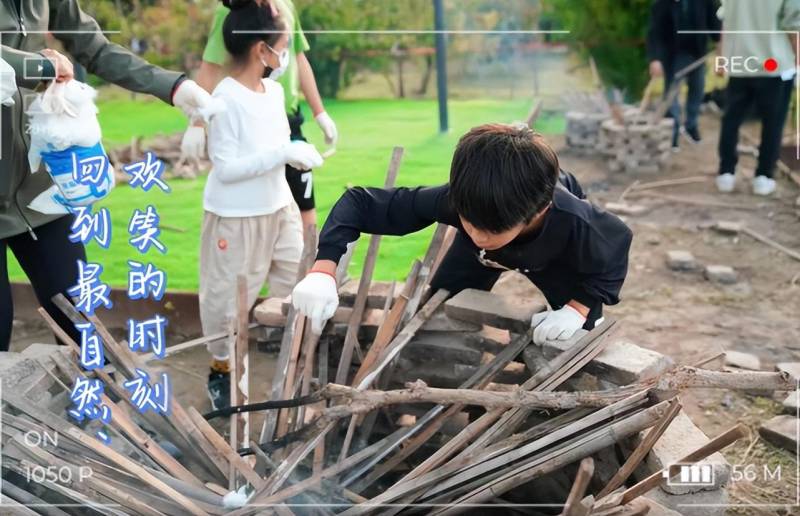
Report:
231,275,251,463
335,146,404,386
260,225,318,443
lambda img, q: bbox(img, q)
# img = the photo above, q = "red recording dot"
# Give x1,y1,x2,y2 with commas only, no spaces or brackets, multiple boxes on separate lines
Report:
764,58,778,72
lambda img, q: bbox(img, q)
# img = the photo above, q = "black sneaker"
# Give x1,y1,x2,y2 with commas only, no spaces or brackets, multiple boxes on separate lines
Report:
207,371,231,411
683,126,702,144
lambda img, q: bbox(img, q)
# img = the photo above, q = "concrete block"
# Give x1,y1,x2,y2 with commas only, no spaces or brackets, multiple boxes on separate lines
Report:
643,411,730,495
444,289,544,333
665,250,697,271
537,331,674,386
776,362,800,382
759,415,799,453
645,488,728,516
724,350,761,371
704,265,738,284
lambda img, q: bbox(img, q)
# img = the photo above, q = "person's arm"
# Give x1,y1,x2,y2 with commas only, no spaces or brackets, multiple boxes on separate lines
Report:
295,184,452,333
780,0,800,61
297,52,324,117
314,185,452,268
567,211,633,311
48,0,183,103
0,46,58,89
707,0,722,43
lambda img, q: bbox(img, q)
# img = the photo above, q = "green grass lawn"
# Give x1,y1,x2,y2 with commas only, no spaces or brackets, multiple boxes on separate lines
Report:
8,94,564,291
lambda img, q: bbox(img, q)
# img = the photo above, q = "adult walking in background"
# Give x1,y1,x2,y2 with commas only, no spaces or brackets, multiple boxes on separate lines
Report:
0,0,215,350
182,0,338,231
647,0,721,150
716,0,800,196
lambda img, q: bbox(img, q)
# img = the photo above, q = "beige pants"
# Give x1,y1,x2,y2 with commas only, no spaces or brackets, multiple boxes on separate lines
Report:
199,203,302,358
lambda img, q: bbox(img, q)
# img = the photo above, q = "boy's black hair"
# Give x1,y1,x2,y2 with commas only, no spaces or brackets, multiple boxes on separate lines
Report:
449,123,559,233
221,0,286,61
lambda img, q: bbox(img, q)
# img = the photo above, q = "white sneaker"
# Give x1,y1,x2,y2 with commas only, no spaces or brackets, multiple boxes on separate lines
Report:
752,175,776,196
716,173,736,193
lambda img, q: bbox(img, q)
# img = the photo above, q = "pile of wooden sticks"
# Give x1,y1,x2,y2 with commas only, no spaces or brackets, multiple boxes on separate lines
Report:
1,147,795,515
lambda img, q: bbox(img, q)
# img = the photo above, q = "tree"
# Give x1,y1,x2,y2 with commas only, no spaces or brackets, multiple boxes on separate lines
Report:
547,0,651,100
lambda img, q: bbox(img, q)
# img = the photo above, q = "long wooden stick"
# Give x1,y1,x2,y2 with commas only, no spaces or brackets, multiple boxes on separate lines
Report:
741,226,800,262
335,146,404,386
230,275,249,487
260,225,318,442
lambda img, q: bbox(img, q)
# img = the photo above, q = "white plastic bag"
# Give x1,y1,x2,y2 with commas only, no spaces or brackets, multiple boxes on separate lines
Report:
26,80,114,214
0,57,15,106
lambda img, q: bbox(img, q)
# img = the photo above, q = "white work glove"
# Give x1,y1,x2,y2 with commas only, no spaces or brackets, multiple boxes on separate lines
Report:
0,57,16,106
315,111,338,146
180,124,206,161
531,305,586,345
292,272,339,334
284,141,324,171
172,79,225,121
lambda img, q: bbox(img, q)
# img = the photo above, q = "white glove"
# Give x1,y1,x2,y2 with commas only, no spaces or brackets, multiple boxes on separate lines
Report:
292,272,339,334
531,305,586,345
284,141,324,171
315,111,338,146
180,124,206,161
172,80,222,121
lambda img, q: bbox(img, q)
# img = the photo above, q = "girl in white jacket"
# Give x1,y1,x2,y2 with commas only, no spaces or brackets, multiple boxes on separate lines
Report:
201,0,323,410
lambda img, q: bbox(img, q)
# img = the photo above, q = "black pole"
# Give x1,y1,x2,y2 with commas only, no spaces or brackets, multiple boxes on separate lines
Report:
433,0,449,133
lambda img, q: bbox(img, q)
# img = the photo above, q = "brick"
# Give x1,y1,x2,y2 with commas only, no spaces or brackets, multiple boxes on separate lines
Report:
643,411,730,495
665,250,697,271
776,362,800,382
339,280,403,310
712,221,743,235
535,330,674,386
444,289,544,333
704,265,737,284
724,350,761,371
759,415,799,453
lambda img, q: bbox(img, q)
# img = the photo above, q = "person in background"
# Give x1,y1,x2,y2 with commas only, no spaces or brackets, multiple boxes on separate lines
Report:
716,0,800,196
183,0,337,232
647,0,721,150
292,124,633,347
201,0,323,410
0,0,214,351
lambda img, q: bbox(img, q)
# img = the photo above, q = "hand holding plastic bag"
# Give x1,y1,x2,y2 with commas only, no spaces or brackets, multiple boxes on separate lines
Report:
27,80,115,214
0,57,15,106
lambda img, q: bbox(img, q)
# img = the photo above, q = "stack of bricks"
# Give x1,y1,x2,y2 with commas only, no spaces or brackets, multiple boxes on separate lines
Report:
597,107,674,174
565,111,610,154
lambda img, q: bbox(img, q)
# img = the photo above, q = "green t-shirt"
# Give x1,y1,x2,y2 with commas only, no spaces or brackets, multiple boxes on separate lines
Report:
202,0,310,113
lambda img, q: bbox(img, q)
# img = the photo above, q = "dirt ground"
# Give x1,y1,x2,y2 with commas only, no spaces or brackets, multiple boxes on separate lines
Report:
8,109,800,514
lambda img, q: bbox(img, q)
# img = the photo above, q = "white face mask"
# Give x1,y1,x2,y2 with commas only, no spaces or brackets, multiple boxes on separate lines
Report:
261,45,289,80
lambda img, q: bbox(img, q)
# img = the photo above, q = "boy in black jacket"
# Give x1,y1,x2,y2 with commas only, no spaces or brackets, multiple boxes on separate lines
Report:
292,124,633,345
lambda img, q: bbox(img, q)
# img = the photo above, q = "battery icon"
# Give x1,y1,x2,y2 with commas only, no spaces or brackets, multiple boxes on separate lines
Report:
663,463,715,487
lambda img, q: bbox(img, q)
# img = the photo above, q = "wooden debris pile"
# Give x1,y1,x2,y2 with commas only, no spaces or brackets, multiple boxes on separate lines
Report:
2,147,796,514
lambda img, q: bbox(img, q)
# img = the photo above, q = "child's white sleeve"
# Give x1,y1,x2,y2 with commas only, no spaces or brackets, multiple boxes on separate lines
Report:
207,106,287,184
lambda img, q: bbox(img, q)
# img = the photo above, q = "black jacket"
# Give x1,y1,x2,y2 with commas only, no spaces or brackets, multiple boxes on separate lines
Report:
317,172,632,312
647,0,721,63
